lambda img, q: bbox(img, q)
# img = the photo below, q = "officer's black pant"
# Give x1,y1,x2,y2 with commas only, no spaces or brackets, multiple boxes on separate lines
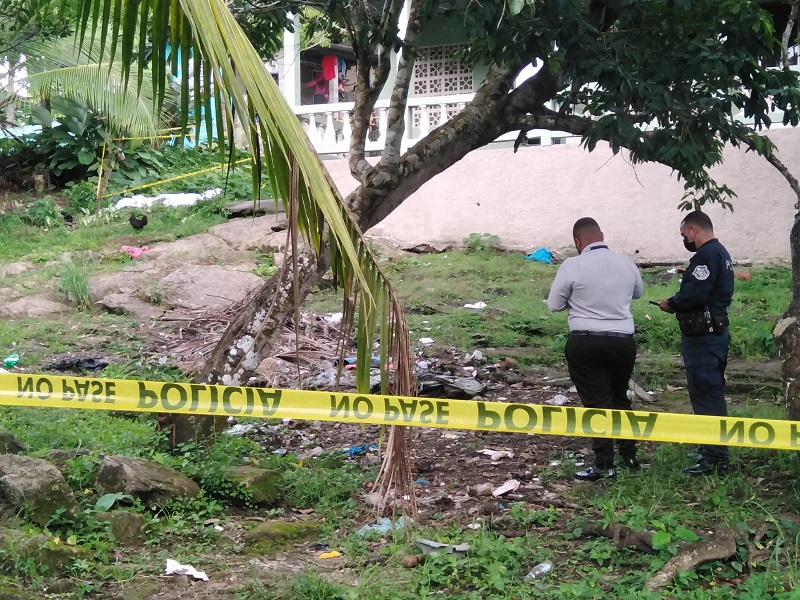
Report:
565,334,637,470
681,330,730,465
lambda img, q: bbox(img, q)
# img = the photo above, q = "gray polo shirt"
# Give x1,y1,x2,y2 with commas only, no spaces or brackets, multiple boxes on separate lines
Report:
547,242,644,333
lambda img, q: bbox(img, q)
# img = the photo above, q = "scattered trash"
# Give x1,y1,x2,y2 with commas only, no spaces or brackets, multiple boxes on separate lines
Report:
48,357,109,372
666,385,685,392
325,312,343,326
568,385,577,393
418,374,486,398
341,443,378,456
525,560,554,580
3,353,19,368
120,245,149,259
318,551,341,559
213,525,224,532
467,523,483,530
492,479,521,497
271,448,288,455
466,350,484,363
309,542,329,551
225,423,257,436
165,559,209,581
735,272,752,281
401,554,424,568
666,267,679,274
356,517,412,537
414,478,431,485
479,449,514,460
463,301,488,310
116,188,221,210
525,248,553,264
545,394,570,406
416,539,471,558
419,337,435,345
0,368,7,374
468,483,495,497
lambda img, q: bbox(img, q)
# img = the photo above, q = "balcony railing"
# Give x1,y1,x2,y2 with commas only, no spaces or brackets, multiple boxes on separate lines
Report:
292,93,580,155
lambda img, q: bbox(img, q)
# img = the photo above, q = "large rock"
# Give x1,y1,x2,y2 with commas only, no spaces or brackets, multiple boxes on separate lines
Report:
95,456,200,505
226,466,280,505
88,261,172,304
209,215,289,251
1,530,91,574
243,520,322,554
0,295,71,319
158,265,263,310
0,433,25,455
95,510,148,546
99,293,165,321
144,233,234,261
0,262,32,277
0,455,78,525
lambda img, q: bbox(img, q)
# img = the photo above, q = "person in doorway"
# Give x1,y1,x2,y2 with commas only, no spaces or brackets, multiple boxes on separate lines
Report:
547,218,645,481
657,211,734,475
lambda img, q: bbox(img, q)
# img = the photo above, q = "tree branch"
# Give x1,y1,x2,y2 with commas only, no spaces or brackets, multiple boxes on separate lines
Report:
347,0,405,181
783,0,800,68
380,0,429,167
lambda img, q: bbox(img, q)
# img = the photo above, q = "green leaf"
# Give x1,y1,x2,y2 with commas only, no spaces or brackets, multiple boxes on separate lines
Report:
651,530,672,549
509,0,524,16
78,149,96,165
94,492,121,512
674,525,700,542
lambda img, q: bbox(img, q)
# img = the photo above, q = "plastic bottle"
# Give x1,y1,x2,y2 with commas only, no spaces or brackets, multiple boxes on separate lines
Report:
525,560,553,580
2,353,19,368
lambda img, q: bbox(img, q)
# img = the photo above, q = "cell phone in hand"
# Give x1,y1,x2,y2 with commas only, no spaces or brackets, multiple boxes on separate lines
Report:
648,301,660,306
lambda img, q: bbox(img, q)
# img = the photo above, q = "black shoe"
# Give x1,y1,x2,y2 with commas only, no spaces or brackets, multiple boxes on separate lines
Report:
687,447,702,461
683,462,731,476
620,457,641,470
574,466,616,482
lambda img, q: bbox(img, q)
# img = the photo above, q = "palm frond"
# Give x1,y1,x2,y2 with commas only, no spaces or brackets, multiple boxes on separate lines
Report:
75,0,416,515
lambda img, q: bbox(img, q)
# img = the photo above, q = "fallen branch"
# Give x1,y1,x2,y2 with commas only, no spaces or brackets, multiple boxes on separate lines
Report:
584,523,656,553
645,525,736,591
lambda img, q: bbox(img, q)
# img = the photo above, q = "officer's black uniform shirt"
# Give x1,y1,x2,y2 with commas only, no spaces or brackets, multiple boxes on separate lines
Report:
667,238,734,317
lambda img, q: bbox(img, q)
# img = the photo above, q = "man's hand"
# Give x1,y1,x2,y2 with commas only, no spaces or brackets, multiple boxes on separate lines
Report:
658,299,674,313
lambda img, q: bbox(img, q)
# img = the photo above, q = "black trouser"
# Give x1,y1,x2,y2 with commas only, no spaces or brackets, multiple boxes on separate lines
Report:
565,333,637,469
681,329,731,465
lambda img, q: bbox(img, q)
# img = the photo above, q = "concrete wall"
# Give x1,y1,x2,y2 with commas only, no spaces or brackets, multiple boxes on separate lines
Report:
322,128,800,263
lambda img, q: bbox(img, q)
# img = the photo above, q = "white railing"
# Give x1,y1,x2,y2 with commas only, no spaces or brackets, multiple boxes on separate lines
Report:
292,92,579,155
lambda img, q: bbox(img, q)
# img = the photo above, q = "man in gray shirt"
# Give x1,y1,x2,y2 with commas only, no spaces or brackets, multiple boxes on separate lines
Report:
547,217,644,481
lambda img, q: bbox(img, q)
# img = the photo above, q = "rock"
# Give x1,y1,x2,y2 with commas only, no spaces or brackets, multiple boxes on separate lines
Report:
45,449,99,469
0,295,71,320
243,520,322,554
41,578,79,595
74,334,112,349
0,262,31,277
402,242,450,254
0,433,25,455
225,199,285,218
0,583,37,599
95,456,200,505
0,455,78,525
226,466,280,505
117,575,161,600
144,233,234,261
18,535,90,573
99,293,165,321
158,265,262,310
95,510,148,546
88,267,164,304
209,215,289,251
401,554,424,568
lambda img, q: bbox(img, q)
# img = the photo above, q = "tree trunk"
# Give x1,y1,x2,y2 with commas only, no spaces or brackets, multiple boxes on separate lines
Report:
162,247,328,446
774,215,800,420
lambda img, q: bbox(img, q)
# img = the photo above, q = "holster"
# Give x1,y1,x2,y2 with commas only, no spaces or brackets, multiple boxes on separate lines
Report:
676,309,728,336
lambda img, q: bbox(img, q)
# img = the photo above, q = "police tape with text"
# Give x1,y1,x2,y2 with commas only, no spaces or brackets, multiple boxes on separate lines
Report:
0,373,797,450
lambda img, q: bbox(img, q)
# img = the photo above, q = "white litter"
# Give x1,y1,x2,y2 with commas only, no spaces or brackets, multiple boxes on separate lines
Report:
546,394,570,406
225,423,256,435
325,312,343,326
492,479,521,497
214,525,224,532
568,386,577,393
115,188,221,209
479,449,514,460
463,301,488,309
165,559,209,581
419,337,435,345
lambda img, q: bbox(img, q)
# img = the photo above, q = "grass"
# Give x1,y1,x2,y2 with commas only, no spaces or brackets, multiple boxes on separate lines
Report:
309,248,790,368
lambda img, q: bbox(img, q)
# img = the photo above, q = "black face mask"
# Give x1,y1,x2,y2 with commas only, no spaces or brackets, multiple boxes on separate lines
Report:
682,236,697,253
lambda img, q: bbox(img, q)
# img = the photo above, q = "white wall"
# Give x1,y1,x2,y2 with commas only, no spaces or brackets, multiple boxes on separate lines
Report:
323,128,800,263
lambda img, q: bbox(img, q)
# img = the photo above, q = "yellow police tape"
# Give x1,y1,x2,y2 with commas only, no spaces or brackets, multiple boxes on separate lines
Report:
0,373,798,450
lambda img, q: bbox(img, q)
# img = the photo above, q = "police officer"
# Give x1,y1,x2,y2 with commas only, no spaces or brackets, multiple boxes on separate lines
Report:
658,211,734,475
548,217,644,481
